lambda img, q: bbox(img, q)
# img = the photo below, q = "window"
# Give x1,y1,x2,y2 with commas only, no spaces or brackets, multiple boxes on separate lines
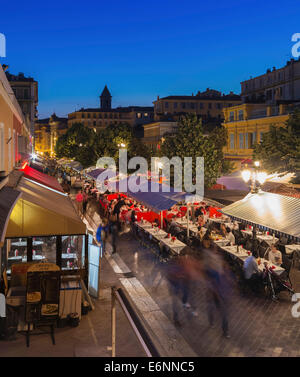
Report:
239,133,244,149
199,103,204,109
174,102,178,109
245,133,248,148
208,103,212,109
230,134,235,149
137,113,142,118
33,237,56,264
260,132,264,142
165,102,169,109
87,113,90,118
238,110,244,120
229,111,234,122
249,132,257,147
190,102,195,109
6,238,28,274
181,102,186,109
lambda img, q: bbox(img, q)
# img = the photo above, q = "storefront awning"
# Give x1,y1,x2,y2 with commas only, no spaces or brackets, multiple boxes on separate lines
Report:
0,187,22,246
21,165,64,193
221,190,300,240
6,177,86,238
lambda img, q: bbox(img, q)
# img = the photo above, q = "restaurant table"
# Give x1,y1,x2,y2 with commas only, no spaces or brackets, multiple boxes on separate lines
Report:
220,246,285,275
136,221,153,230
285,244,300,255
213,238,230,247
257,234,279,246
208,217,227,224
241,230,279,245
175,219,199,233
11,241,43,247
61,253,78,259
159,238,186,254
8,255,46,262
147,228,168,241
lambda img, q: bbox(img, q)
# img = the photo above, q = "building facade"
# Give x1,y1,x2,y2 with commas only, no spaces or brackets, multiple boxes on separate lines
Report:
222,102,295,168
153,88,241,123
241,58,300,104
142,122,178,149
5,70,38,139
35,113,68,156
68,86,154,130
0,65,30,176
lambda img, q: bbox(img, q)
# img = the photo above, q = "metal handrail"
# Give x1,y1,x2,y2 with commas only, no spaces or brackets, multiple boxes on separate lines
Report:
111,286,160,357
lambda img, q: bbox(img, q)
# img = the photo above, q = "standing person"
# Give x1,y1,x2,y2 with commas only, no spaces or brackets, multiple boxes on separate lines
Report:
96,219,108,255
75,190,84,213
110,218,118,255
165,251,193,326
203,247,230,338
82,191,88,215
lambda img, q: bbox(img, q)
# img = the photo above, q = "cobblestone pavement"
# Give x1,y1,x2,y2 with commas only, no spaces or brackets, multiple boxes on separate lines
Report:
110,226,300,357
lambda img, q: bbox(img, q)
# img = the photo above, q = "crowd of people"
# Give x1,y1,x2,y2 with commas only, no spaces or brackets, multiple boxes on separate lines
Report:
51,165,294,339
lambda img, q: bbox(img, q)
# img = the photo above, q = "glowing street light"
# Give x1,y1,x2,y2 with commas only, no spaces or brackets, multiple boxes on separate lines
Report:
241,169,251,183
241,161,268,193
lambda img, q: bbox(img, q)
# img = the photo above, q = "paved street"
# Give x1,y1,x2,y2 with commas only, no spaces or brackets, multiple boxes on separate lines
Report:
103,221,300,357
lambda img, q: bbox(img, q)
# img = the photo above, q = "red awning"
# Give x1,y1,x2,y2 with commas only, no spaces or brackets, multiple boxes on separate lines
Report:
241,159,253,165
20,165,64,193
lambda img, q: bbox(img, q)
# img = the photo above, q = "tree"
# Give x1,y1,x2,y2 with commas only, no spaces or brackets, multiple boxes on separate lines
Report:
55,122,97,167
160,114,230,189
253,109,300,183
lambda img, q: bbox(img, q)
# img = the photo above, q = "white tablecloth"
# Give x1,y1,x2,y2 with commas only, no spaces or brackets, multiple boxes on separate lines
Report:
220,246,285,275
285,244,300,255
147,228,168,240
160,238,186,254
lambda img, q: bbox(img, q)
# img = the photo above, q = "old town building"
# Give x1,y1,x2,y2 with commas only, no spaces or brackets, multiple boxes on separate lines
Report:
35,113,68,156
5,69,38,139
68,86,154,130
142,121,178,149
241,58,300,104
0,64,30,176
153,88,241,123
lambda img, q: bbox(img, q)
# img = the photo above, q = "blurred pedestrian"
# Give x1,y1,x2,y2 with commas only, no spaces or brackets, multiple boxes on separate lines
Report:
202,247,230,338
165,248,195,326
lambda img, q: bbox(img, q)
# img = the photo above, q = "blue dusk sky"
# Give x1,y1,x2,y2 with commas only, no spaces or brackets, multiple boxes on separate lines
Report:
0,0,299,118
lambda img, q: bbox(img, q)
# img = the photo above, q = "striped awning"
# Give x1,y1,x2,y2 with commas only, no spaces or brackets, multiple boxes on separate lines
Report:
221,190,300,240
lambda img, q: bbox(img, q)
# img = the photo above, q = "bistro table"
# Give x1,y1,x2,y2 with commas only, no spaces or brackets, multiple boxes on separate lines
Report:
285,244,300,255
220,245,285,275
136,221,153,231
11,241,43,247
241,230,279,245
147,228,168,241
208,217,227,224
159,238,186,254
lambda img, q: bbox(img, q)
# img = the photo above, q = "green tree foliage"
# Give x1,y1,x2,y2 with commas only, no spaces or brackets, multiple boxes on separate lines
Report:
55,122,151,169
55,122,96,167
160,114,231,189
253,109,300,183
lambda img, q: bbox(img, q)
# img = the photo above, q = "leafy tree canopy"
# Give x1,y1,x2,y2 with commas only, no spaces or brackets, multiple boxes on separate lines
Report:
253,109,300,183
160,114,232,189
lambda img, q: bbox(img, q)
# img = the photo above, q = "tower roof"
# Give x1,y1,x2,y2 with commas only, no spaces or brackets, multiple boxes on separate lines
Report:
100,85,111,98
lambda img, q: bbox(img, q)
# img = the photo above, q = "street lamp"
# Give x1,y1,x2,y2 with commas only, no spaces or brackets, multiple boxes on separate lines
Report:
242,161,267,193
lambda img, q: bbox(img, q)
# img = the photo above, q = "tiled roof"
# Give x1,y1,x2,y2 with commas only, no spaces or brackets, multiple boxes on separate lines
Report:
157,94,241,101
